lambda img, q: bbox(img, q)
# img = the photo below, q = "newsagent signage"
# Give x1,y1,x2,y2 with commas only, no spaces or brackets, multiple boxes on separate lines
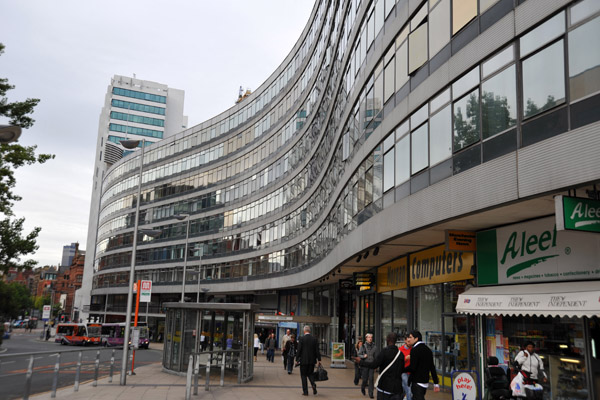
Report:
377,257,408,293
409,245,474,287
556,195,600,233
477,216,600,285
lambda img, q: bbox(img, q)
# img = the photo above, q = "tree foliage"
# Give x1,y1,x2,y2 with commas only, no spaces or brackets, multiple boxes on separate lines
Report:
0,281,33,321
0,42,54,273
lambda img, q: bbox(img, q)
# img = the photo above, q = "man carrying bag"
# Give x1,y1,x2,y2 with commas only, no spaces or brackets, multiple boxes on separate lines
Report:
296,325,321,396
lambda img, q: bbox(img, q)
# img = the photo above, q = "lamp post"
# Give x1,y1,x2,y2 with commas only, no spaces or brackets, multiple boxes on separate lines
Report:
173,214,191,303
119,138,151,385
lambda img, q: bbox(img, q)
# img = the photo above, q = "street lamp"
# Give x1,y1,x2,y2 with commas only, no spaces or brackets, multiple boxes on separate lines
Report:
173,214,191,303
119,138,156,385
0,124,22,143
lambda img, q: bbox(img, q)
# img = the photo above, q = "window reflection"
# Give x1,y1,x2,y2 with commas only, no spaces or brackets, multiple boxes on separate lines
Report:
482,45,514,78
453,89,480,151
522,40,565,119
429,0,451,57
481,65,517,139
411,123,429,174
430,105,452,165
568,16,600,101
520,11,565,57
570,0,600,25
384,149,395,192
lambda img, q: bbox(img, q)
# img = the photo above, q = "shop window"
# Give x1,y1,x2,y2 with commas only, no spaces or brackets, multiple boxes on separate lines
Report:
522,40,566,119
568,16,600,101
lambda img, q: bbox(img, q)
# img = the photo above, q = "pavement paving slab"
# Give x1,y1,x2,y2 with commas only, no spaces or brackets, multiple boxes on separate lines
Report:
30,351,452,400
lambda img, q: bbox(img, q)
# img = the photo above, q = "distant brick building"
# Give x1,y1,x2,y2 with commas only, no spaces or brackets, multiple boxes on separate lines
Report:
54,247,85,321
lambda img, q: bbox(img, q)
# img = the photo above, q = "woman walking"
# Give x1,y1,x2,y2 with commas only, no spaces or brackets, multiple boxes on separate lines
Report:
353,338,364,385
253,333,260,362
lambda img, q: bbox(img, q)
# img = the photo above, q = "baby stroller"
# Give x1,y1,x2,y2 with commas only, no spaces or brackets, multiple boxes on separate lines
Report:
485,356,511,400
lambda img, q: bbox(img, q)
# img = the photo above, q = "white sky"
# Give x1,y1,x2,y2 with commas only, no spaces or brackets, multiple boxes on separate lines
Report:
1,0,315,267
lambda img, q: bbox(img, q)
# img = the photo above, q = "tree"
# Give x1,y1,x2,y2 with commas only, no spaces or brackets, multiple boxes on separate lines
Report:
0,42,54,273
0,281,33,321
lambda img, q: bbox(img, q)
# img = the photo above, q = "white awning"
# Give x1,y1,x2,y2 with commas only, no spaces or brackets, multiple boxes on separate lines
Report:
456,281,600,318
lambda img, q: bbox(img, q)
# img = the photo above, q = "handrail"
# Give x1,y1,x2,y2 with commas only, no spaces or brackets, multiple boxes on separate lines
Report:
1,346,121,400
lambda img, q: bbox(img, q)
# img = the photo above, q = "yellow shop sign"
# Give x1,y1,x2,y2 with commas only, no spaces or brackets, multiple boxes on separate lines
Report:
410,245,474,287
378,257,408,292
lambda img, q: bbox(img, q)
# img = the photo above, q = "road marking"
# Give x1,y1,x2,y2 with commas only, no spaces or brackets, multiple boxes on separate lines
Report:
2,360,15,364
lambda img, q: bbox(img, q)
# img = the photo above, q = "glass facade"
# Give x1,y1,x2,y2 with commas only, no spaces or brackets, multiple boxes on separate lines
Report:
90,0,600,396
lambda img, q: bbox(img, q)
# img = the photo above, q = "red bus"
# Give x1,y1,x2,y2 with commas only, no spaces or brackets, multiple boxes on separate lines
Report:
55,323,100,345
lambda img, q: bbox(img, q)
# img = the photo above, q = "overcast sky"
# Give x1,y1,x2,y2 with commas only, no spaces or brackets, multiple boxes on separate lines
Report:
1,0,314,267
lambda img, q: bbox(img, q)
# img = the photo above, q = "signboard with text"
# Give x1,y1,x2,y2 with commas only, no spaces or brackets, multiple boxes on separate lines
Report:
409,245,474,287
140,280,152,302
556,195,600,233
452,371,478,400
445,230,477,252
42,305,51,320
477,216,600,285
377,257,408,292
354,272,375,291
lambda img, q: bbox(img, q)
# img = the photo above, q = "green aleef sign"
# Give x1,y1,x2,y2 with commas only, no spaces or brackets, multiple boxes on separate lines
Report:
556,195,600,233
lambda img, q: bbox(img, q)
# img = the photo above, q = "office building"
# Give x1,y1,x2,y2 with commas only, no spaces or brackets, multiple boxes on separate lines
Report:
86,0,600,395
76,75,187,323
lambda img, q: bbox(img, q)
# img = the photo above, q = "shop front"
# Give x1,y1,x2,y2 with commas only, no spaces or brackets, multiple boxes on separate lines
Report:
409,244,477,388
458,216,600,399
377,258,409,345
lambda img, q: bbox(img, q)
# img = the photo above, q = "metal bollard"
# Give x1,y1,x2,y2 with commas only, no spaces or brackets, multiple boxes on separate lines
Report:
109,349,115,383
23,355,35,400
93,350,100,387
237,356,242,384
51,352,61,398
193,354,200,395
220,351,226,386
205,358,211,391
74,351,83,392
185,355,193,400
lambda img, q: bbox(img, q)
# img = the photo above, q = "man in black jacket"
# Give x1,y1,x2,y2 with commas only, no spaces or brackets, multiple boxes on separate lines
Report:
354,332,404,400
405,330,439,400
296,325,321,396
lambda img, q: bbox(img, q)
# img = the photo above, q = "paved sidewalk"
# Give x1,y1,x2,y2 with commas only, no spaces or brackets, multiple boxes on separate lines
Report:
30,350,452,400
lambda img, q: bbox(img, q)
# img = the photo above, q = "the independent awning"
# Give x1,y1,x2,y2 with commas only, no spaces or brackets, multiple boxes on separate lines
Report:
456,281,600,318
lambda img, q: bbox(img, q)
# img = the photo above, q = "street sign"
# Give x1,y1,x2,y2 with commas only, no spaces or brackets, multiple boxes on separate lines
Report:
131,327,140,349
353,272,374,291
445,230,476,251
42,305,51,320
140,280,152,302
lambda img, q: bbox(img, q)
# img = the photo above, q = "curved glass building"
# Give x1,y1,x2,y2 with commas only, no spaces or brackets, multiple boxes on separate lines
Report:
85,0,600,394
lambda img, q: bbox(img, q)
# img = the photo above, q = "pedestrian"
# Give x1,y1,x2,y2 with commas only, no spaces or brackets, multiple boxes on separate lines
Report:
296,325,321,396
253,333,260,362
266,332,276,362
515,341,546,383
283,333,297,374
405,330,439,400
282,329,291,369
358,333,379,398
399,334,413,400
353,338,364,385
45,327,51,341
355,332,405,400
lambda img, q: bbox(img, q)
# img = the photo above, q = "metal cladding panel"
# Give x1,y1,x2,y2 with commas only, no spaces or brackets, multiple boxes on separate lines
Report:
518,122,600,198
379,153,518,240
515,0,571,35
449,11,514,81
410,62,450,115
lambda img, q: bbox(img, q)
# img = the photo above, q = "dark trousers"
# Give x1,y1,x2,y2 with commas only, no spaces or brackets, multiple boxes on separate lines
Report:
354,363,361,384
266,348,274,362
411,383,427,400
300,364,316,394
377,391,403,400
287,355,295,373
283,353,287,369
362,367,374,396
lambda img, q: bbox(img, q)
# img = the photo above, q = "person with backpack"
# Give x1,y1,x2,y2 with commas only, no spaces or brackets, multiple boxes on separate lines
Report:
354,332,405,400
283,333,298,374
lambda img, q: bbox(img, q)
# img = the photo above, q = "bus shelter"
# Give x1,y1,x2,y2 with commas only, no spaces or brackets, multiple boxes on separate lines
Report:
162,302,258,382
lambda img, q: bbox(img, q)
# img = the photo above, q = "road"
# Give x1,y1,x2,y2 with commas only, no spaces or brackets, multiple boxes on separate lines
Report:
0,330,162,400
